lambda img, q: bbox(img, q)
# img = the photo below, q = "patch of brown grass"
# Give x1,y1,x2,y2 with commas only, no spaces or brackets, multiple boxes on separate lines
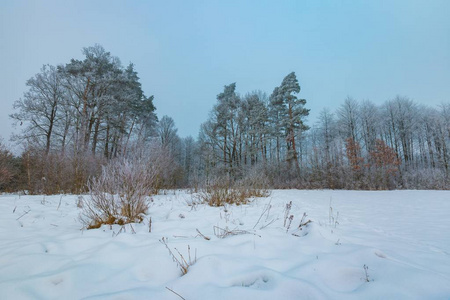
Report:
197,180,270,207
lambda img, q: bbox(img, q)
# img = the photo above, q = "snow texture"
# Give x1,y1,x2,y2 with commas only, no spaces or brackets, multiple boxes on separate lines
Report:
1,190,449,299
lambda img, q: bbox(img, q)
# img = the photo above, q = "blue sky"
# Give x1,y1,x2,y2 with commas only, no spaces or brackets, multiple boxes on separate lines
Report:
1,0,449,143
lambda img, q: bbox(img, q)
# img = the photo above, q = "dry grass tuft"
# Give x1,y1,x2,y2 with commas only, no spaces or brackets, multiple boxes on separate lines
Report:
213,226,261,239
160,237,196,275
196,179,270,207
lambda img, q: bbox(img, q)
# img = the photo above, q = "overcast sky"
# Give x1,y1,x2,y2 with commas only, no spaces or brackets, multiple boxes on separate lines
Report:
1,0,449,144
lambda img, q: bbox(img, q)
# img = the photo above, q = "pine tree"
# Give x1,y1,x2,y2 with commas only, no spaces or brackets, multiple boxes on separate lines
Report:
272,72,309,175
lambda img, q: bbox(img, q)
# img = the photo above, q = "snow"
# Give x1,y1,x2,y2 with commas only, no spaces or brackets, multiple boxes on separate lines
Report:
1,190,450,299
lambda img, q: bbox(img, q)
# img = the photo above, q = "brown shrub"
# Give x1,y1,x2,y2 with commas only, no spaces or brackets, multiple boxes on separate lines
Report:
197,177,270,207
80,157,155,229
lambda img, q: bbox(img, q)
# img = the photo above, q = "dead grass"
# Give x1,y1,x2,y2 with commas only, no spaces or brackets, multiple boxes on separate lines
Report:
197,180,270,207
160,237,196,275
80,157,153,229
213,226,261,239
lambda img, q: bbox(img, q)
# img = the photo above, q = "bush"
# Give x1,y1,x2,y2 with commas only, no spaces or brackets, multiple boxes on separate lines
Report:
197,176,270,207
80,157,155,229
200,182,249,206
237,165,270,192
20,146,104,194
0,141,18,192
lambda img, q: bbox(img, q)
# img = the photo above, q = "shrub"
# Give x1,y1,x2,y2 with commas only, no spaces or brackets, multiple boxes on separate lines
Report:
20,146,103,195
80,157,155,229
200,181,248,207
0,141,18,192
237,165,271,197
197,176,270,207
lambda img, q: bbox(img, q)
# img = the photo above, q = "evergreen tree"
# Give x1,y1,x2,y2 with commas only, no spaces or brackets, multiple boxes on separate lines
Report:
272,72,309,174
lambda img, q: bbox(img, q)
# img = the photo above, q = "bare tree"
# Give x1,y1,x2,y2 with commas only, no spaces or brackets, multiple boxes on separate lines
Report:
11,65,64,155
337,97,359,143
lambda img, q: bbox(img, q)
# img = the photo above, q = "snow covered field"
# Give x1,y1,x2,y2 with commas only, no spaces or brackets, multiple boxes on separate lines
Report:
1,190,449,299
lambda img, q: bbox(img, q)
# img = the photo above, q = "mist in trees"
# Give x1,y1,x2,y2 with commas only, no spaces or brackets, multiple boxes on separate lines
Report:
3,49,450,193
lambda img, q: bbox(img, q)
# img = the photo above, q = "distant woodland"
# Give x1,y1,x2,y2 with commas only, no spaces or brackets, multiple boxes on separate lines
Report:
1,45,449,193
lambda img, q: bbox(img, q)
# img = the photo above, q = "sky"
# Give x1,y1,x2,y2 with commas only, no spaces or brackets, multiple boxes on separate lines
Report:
1,0,449,145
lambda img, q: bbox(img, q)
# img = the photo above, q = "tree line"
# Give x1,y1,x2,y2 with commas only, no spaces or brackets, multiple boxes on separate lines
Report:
1,45,449,193
189,79,450,190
